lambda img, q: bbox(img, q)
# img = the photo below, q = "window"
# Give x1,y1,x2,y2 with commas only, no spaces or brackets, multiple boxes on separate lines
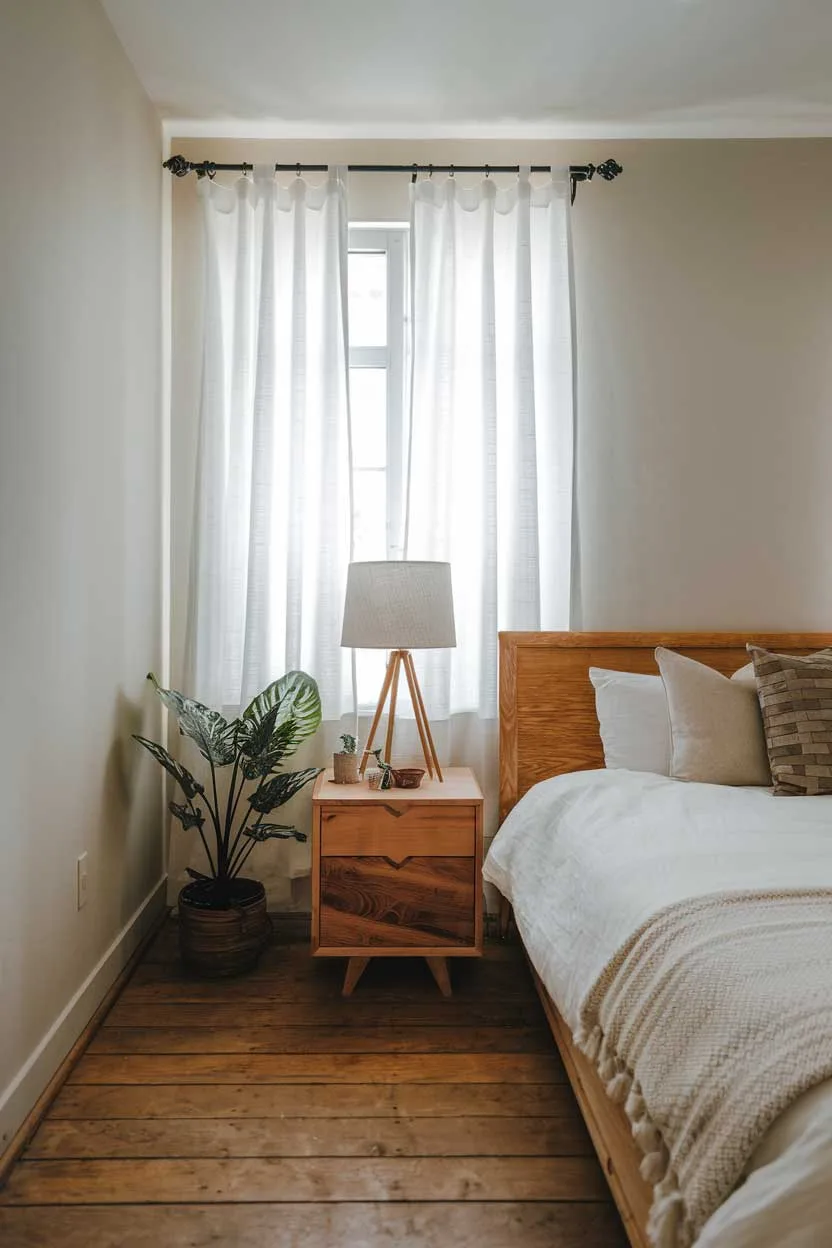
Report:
348,227,408,561
348,226,409,706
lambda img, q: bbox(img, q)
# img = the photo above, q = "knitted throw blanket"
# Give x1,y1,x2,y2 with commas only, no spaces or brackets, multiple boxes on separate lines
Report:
575,890,832,1247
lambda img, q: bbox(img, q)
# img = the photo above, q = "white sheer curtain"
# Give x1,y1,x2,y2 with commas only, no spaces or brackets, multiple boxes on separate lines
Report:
175,167,355,902
177,164,575,890
403,169,575,826
185,166,354,716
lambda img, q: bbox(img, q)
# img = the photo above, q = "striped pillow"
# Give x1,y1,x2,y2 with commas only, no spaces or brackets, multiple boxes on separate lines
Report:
748,646,832,795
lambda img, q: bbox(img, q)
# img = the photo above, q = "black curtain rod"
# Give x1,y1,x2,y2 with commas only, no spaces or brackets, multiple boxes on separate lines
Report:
163,155,623,203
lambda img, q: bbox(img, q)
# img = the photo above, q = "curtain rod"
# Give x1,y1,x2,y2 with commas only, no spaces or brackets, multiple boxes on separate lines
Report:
163,155,623,203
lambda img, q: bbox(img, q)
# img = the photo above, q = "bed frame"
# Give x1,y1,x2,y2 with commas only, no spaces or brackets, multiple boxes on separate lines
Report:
498,630,832,1248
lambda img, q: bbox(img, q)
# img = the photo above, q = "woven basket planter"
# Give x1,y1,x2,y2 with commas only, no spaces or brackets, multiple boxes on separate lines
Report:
332,752,360,784
178,878,270,978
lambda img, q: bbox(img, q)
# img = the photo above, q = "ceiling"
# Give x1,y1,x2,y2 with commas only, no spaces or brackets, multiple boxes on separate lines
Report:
101,0,832,138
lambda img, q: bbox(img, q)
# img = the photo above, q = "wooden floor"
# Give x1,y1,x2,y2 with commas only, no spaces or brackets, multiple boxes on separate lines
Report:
0,918,627,1247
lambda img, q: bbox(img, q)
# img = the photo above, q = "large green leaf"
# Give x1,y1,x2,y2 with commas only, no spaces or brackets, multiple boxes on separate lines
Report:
147,674,237,766
248,767,321,814
238,718,301,780
237,704,281,759
242,671,321,753
243,823,307,843
169,800,205,831
133,736,204,801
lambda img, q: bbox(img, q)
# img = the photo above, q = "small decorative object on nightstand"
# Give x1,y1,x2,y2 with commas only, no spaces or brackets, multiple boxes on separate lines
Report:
369,748,393,790
391,767,425,789
311,766,484,997
332,733,360,784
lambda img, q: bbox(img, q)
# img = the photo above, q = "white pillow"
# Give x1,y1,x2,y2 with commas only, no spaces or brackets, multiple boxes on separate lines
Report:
655,646,771,786
730,661,756,686
589,667,671,775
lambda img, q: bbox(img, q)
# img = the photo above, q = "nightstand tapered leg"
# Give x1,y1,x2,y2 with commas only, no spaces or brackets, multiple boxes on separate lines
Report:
425,956,452,997
342,957,371,996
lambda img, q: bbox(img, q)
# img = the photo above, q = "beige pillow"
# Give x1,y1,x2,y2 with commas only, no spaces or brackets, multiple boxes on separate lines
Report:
748,645,832,796
655,646,771,786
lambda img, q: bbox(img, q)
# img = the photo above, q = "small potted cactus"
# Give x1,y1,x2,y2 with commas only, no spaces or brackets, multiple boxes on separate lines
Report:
333,732,360,784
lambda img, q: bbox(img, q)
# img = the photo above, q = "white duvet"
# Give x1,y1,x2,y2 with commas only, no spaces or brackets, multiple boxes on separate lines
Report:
483,769,832,1248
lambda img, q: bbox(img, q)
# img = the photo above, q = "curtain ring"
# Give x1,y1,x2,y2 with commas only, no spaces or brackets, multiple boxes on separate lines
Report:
428,164,433,179
296,162,302,178
411,163,418,184
449,164,455,178
484,164,490,179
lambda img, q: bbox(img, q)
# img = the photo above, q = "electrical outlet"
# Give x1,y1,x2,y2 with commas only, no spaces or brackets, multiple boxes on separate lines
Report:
76,852,88,910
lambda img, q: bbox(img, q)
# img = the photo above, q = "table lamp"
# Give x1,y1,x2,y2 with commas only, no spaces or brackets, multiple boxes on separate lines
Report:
341,561,456,782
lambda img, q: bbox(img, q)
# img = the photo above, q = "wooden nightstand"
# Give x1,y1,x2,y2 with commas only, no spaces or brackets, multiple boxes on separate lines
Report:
311,766,484,996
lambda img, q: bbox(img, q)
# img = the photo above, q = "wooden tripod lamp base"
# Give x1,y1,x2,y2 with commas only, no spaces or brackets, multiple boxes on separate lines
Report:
341,561,456,784
359,649,443,782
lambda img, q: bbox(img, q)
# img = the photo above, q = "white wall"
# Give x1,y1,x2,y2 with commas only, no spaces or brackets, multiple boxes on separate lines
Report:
572,140,832,629
0,0,165,1148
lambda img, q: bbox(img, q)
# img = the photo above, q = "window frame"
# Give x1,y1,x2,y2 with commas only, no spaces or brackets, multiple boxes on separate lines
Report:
348,225,409,560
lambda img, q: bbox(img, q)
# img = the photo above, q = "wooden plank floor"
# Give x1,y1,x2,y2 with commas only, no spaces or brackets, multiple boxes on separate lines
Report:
0,919,627,1247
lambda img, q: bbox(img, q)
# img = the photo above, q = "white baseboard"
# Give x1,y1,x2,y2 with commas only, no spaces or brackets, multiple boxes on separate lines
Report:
0,876,168,1148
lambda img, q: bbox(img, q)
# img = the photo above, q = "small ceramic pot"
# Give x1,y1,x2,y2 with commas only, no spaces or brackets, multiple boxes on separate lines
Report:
391,767,425,789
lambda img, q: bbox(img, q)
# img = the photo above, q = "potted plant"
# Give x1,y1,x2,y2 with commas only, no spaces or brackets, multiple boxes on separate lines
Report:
369,747,394,790
134,670,322,977
333,732,359,784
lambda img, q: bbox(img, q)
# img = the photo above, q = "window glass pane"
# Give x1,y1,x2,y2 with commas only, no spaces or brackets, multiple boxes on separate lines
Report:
349,368,387,469
352,468,386,561
355,649,387,712
348,251,387,347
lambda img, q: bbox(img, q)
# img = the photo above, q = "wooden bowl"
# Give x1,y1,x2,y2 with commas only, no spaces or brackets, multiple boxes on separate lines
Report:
391,767,425,789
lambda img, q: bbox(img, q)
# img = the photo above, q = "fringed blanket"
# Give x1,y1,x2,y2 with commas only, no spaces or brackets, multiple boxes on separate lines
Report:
575,890,832,1247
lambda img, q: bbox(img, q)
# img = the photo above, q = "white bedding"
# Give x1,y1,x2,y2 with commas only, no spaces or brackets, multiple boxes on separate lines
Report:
483,769,832,1248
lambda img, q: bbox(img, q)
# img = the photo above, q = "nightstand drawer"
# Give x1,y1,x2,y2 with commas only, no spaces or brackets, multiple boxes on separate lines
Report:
319,803,476,859
320,855,475,949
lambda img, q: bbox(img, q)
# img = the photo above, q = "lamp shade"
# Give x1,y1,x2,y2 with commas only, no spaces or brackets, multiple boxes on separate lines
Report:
341,561,456,650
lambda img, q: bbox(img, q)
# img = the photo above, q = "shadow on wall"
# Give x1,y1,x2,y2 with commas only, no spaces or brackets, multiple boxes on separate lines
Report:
99,684,165,935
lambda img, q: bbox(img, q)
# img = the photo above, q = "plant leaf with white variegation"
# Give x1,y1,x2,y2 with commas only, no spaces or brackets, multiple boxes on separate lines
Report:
238,718,301,779
242,671,321,752
133,735,204,801
243,823,307,843
248,767,322,814
147,674,237,766
169,801,205,831
238,704,281,759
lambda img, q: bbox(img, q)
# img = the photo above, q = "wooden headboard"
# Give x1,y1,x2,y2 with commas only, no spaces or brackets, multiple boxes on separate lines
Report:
499,631,832,821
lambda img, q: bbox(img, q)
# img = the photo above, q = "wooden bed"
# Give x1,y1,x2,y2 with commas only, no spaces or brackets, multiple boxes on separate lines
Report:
497,630,832,1248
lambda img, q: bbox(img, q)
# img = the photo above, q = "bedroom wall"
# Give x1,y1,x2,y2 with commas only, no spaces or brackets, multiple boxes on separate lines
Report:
169,136,832,673
0,0,165,1148
573,140,832,630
